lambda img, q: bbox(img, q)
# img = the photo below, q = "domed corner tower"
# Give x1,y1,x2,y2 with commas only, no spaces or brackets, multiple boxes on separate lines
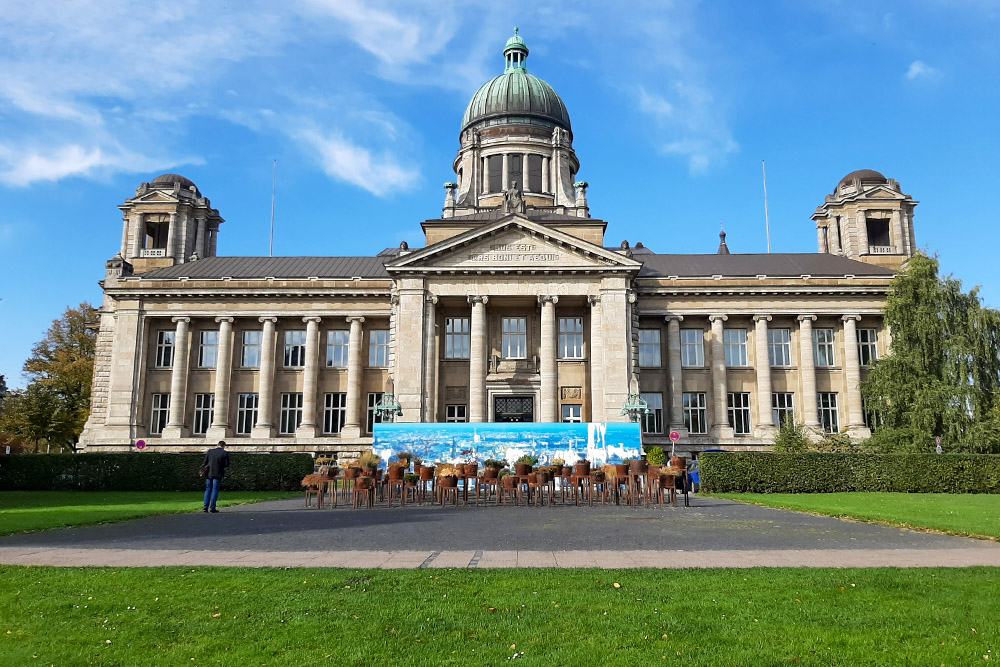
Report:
116,173,224,275
811,169,918,271
447,28,584,218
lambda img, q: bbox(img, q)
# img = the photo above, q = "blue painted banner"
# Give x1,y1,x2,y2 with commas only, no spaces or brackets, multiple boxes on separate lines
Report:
372,422,641,468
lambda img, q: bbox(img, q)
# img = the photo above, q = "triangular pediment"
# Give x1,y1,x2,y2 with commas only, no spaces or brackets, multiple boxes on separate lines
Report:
133,191,179,203
386,215,641,273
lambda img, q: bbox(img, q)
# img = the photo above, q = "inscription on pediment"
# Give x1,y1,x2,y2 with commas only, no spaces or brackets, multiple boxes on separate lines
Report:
428,230,608,269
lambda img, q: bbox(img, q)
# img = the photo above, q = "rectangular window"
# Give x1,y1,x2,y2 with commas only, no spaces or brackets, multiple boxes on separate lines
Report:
502,317,527,359
150,393,170,435
772,392,794,426
367,392,384,433
279,393,303,435
155,331,175,368
680,329,705,367
562,404,582,423
487,155,502,193
508,153,523,191
638,329,661,367
818,392,840,433
241,330,262,368
683,392,707,435
446,404,468,423
558,317,584,359
723,329,748,366
640,393,663,434
862,397,881,432
727,392,752,436
236,393,258,435
283,330,306,367
527,154,543,193
813,329,836,367
326,330,349,368
768,328,792,367
369,330,390,367
193,393,215,435
445,318,470,359
198,331,219,368
323,392,347,434
858,329,879,366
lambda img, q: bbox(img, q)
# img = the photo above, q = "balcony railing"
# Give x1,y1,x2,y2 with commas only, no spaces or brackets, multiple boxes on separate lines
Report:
868,245,894,255
140,248,167,258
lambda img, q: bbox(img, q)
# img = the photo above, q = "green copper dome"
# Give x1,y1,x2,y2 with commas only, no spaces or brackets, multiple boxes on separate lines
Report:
461,29,571,134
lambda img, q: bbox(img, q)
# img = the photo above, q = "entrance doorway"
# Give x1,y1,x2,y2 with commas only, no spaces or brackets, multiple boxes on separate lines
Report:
494,396,534,422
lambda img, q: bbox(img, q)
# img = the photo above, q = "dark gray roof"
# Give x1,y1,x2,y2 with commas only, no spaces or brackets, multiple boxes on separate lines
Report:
838,169,887,188
637,253,896,278
139,257,389,280
427,209,604,224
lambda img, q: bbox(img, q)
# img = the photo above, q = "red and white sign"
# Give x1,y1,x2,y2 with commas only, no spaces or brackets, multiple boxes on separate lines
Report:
135,440,146,450
669,431,680,442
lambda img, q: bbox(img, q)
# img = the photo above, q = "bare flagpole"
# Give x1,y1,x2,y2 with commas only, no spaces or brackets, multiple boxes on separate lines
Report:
269,159,277,257
762,159,771,253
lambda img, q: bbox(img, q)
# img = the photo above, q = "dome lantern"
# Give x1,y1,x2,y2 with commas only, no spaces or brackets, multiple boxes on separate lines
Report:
504,27,529,72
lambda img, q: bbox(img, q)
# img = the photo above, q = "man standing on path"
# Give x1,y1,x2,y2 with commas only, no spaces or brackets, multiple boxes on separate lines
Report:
202,441,230,513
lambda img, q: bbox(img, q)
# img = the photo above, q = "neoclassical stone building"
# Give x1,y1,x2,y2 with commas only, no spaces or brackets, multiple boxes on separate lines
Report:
80,31,919,455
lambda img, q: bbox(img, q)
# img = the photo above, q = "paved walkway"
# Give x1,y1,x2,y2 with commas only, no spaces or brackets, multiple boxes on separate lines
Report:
2,496,997,568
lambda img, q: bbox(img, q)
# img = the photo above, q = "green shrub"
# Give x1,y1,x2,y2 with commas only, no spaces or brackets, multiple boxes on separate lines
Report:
699,452,1000,494
646,446,666,465
0,453,314,491
772,420,809,453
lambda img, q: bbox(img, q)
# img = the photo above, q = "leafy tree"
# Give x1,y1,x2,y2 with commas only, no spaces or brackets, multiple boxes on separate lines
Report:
772,419,809,452
862,254,1000,453
0,385,76,452
0,374,7,412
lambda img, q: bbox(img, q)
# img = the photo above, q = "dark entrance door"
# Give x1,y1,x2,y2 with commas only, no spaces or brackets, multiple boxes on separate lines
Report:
494,396,534,422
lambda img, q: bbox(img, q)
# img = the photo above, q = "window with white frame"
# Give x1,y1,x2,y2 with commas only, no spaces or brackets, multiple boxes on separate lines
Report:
279,393,303,435
680,329,705,367
858,329,879,366
445,404,467,422
768,328,792,367
683,392,707,434
241,330,262,368
150,393,170,435
369,330,390,367
727,392,752,436
502,317,527,359
772,392,794,426
283,330,306,367
367,392,384,432
723,329,748,366
193,393,215,435
198,331,219,368
236,393,258,435
562,404,582,423
559,317,584,359
445,318,470,359
818,392,839,433
155,331,175,368
813,328,836,367
326,330,349,368
638,329,661,367
640,392,663,434
323,393,346,434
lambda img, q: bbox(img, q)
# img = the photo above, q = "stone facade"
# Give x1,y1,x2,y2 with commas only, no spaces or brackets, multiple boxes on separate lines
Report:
79,32,914,457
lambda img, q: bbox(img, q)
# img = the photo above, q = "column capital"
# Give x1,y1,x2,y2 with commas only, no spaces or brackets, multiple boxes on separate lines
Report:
664,313,684,323
752,314,772,323
627,290,637,304
426,294,439,305
345,316,366,324
468,295,489,306
587,295,600,307
841,314,862,322
215,316,234,324
302,316,322,324
171,316,191,324
708,314,728,323
537,295,559,306
797,314,817,323
258,316,278,324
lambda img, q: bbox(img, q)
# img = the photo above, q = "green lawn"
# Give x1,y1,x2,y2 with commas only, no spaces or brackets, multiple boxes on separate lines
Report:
1,566,997,665
0,491,298,535
715,492,1000,539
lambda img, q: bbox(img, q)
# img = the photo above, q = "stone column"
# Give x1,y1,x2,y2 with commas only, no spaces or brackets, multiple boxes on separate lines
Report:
665,315,686,434
708,315,733,438
132,212,145,257
891,210,904,254
250,317,277,438
297,317,322,438
342,316,366,438
166,212,177,259
856,210,869,255
469,296,488,423
501,154,509,191
162,317,191,438
206,317,234,439
588,295,605,423
522,154,530,191
542,156,549,193
753,315,775,435
829,217,841,254
196,214,207,259
842,314,869,435
817,224,828,254
539,295,559,422
798,315,819,427
423,295,438,421
482,157,490,194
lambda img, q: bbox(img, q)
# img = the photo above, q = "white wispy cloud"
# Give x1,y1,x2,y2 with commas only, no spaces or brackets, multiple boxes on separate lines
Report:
297,128,419,197
905,60,942,81
0,143,201,188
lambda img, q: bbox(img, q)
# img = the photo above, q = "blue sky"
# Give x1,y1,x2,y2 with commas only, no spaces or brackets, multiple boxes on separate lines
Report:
1,1,998,388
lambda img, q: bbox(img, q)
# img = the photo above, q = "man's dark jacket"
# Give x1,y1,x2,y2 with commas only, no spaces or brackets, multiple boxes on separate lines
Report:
202,448,230,479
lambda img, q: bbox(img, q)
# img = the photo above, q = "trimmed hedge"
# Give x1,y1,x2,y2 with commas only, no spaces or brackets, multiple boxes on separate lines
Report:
699,452,1000,494
0,453,314,491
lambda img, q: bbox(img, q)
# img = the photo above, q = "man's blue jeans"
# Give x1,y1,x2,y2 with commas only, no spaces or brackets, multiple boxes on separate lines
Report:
204,477,222,510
